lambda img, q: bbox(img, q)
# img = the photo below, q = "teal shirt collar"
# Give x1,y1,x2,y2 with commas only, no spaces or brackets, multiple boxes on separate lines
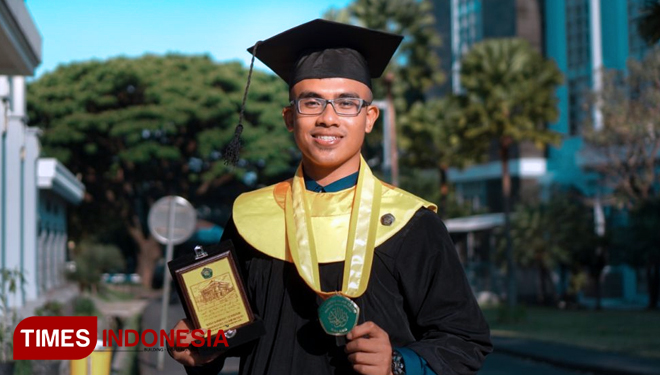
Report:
303,170,359,193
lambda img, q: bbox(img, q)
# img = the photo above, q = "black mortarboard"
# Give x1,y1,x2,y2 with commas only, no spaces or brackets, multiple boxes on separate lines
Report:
225,19,402,166
247,19,404,88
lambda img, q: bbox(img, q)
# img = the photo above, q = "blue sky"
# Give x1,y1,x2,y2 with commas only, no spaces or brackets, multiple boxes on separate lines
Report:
26,0,353,77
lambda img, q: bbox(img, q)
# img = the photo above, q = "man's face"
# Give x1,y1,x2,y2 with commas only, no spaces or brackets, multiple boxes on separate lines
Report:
283,78,379,178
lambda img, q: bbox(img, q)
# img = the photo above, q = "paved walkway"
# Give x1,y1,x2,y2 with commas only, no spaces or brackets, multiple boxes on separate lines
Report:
138,295,240,375
492,335,660,375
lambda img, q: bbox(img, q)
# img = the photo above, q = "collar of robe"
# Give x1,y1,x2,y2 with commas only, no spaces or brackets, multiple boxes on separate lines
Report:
232,159,438,267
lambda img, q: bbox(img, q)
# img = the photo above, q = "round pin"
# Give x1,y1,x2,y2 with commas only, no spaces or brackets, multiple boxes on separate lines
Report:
380,213,395,226
318,295,359,336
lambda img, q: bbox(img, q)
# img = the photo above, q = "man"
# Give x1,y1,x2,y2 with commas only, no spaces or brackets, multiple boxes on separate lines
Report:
170,19,492,375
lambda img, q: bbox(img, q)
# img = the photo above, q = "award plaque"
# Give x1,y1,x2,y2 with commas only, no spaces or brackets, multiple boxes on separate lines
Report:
168,240,265,354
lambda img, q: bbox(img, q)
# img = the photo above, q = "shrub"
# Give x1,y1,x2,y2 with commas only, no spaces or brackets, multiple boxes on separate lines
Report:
34,300,64,316
67,240,125,293
73,296,98,316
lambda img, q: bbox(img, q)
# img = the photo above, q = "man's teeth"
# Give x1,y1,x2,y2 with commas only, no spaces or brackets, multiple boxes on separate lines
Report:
315,136,339,140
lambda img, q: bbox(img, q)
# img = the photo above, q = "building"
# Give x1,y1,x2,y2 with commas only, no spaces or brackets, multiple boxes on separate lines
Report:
1,0,84,310
434,0,652,208
433,0,547,215
432,0,652,304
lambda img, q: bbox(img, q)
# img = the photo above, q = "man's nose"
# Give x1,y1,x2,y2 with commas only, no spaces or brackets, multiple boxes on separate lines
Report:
316,101,340,126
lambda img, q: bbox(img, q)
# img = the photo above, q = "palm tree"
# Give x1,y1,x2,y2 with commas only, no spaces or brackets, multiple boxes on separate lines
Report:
638,0,660,46
457,38,563,307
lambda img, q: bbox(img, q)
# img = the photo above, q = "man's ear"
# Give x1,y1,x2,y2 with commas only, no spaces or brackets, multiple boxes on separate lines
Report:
364,105,379,134
283,106,294,132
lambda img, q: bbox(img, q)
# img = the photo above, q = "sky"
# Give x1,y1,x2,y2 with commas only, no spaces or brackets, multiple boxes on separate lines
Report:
25,0,353,78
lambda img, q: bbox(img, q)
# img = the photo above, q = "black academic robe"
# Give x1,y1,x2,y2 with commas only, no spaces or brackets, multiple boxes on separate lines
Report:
185,208,492,375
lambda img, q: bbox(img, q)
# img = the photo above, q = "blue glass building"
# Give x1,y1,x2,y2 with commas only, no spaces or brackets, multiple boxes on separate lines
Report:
433,0,651,210
432,0,653,303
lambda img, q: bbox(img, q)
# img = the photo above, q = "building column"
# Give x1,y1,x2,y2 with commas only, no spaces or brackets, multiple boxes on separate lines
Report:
37,229,47,294
590,0,603,130
45,229,55,290
56,231,67,286
3,76,26,308
23,127,39,301
450,0,461,93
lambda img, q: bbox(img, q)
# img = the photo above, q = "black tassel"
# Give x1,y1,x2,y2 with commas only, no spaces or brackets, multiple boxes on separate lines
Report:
224,41,261,166
224,124,243,166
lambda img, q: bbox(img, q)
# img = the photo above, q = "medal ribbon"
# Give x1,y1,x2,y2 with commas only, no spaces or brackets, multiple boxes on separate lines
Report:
285,156,382,299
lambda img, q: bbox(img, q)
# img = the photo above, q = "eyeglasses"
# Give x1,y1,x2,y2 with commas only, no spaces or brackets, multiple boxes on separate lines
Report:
290,98,371,116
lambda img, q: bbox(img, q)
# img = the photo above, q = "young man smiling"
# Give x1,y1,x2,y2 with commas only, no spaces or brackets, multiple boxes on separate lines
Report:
285,77,377,186
170,19,492,375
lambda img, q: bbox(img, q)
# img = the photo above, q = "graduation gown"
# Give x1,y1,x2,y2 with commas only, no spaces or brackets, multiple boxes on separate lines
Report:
184,179,492,375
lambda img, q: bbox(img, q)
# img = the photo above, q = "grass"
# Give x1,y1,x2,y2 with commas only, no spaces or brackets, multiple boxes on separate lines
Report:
482,306,660,359
98,284,142,302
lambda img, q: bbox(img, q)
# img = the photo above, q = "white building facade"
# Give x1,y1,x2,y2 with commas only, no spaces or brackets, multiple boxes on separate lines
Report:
1,0,84,309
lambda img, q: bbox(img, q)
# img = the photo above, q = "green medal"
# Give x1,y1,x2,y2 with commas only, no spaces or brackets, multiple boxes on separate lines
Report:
318,294,360,336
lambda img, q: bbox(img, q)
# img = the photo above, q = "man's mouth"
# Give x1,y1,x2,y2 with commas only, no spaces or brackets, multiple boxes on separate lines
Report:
313,135,342,141
312,134,343,146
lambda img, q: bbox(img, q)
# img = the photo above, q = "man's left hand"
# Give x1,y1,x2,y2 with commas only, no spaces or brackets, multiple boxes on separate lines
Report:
345,321,393,375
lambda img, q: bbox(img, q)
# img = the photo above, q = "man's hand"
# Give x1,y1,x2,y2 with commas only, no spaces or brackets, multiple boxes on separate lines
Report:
167,319,223,367
345,321,393,375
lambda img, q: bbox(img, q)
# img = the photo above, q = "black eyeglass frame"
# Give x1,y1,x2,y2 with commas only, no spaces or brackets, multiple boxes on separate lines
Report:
290,98,372,117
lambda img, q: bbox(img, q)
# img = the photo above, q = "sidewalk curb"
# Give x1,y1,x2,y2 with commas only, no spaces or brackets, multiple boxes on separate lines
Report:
492,336,660,375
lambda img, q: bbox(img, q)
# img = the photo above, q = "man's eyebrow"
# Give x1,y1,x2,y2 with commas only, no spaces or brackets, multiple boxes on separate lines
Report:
337,92,361,98
296,91,362,99
297,91,322,99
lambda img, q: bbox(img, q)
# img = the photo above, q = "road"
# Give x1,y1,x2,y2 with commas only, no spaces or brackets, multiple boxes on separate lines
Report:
479,352,594,375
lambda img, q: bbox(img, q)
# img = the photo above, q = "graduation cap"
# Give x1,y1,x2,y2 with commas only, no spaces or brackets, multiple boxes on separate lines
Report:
224,19,403,165
248,19,404,88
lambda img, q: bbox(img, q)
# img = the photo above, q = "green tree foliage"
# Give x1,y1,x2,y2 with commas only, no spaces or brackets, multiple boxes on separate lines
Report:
582,47,660,208
325,0,467,211
28,55,292,287
66,240,126,293
612,199,660,309
638,0,660,46
583,48,660,309
503,199,568,305
399,96,481,217
503,190,604,306
326,0,443,104
456,38,563,306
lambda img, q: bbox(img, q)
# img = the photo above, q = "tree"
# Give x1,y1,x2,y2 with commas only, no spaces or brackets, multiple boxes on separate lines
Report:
456,38,563,307
582,47,660,309
326,0,461,209
502,187,607,307
66,240,125,293
399,96,480,217
326,0,443,105
618,199,660,310
638,0,660,46
28,55,293,288
555,193,608,310
504,199,570,305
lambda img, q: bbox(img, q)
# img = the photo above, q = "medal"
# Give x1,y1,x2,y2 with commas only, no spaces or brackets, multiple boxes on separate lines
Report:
285,156,382,335
318,294,360,335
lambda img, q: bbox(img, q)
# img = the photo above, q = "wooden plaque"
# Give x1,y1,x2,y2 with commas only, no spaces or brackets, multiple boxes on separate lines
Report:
168,240,264,351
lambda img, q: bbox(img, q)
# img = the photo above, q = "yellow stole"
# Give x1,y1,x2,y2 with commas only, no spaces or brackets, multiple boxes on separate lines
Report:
232,168,437,264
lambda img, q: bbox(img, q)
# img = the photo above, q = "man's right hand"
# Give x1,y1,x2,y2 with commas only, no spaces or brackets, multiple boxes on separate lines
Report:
167,319,223,367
